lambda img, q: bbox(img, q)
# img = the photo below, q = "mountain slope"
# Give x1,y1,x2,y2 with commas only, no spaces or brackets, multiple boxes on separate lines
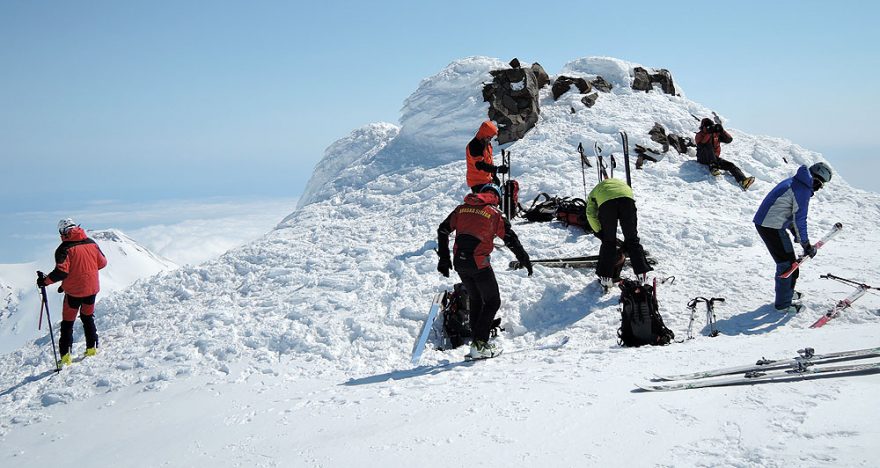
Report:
1,56,879,466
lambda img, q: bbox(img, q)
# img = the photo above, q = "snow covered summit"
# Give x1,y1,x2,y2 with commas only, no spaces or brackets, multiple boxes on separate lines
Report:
2,56,879,466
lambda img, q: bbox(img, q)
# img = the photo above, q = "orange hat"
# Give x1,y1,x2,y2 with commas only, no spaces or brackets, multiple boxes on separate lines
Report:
475,120,498,139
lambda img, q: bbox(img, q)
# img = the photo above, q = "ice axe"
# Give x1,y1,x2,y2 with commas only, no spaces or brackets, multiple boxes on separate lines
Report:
37,271,62,372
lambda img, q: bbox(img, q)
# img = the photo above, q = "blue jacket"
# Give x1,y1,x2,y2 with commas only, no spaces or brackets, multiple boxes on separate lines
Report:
753,165,813,244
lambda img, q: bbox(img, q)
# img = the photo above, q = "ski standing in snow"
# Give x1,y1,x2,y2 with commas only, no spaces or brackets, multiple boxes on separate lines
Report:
37,218,107,367
753,163,832,313
436,185,531,360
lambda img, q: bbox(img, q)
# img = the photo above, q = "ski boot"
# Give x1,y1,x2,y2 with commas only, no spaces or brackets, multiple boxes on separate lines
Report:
710,166,721,177
84,347,98,357
740,177,755,190
57,353,72,368
776,304,804,314
599,277,615,293
468,340,501,360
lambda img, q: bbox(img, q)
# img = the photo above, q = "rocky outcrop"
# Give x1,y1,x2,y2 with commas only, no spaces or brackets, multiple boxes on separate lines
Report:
483,58,542,144
552,76,591,100
632,67,677,95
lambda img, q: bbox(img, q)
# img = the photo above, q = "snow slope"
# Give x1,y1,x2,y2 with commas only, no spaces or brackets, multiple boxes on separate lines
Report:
0,229,177,355
1,56,879,466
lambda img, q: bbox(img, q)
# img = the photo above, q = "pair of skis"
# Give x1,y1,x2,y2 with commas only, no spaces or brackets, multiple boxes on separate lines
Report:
638,346,880,391
810,273,879,328
576,132,632,187
508,254,657,271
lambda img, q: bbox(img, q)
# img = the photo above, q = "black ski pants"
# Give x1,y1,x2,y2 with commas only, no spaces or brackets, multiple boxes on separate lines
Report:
708,157,746,183
59,294,99,355
597,197,652,278
456,265,501,343
756,224,799,309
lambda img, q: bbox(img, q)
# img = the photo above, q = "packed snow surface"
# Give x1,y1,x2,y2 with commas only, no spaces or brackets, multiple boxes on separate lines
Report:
1,56,879,467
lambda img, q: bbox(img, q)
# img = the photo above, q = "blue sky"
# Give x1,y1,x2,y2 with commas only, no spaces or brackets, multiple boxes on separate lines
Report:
1,0,878,261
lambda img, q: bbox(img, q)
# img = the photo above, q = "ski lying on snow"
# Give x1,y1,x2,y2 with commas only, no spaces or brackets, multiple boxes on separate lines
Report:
463,335,570,362
638,360,880,392
509,256,657,270
653,346,880,381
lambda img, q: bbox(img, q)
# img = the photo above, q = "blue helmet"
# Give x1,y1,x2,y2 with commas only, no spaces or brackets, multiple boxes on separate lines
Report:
480,184,503,202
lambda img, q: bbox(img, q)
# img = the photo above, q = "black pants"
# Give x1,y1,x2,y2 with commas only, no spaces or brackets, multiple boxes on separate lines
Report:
597,198,652,278
756,225,799,309
59,294,99,355
456,266,501,342
708,158,746,183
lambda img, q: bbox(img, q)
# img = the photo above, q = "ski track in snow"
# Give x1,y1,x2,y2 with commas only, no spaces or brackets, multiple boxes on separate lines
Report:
2,56,880,466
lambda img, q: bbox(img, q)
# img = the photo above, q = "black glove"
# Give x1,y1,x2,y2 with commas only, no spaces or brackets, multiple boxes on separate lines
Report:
437,257,451,278
496,164,509,175
57,285,64,294
521,259,533,277
802,243,817,258
36,277,47,288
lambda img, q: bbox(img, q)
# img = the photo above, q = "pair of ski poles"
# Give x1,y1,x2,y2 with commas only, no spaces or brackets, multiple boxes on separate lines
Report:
37,271,62,372
686,297,724,340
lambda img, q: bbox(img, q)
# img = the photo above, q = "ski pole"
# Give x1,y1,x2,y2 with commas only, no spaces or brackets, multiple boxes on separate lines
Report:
779,223,843,279
37,272,62,372
620,131,632,187
577,143,590,202
707,297,724,337
820,273,879,290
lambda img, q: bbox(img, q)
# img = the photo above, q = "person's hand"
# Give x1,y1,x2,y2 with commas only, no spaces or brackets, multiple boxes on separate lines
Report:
437,257,451,277
57,285,64,294
496,164,509,174
802,243,817,258
36,276,47,288
522,259,533,277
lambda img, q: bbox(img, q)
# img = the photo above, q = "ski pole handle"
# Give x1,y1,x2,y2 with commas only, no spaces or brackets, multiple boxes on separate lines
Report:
779,223,843,279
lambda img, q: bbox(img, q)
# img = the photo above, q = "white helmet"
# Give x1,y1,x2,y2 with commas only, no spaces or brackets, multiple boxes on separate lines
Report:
57,218,77,235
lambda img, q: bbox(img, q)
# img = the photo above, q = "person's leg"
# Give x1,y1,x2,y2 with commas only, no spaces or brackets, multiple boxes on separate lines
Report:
756,225,796,308
59,294,81,356
80,295,98,350
716,158,746,183
596,200,621,278
457,270,483,341
617,198,652,275
467,267,501,343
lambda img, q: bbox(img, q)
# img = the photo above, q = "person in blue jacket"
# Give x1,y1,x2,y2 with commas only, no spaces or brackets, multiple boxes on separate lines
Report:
753,162,832,313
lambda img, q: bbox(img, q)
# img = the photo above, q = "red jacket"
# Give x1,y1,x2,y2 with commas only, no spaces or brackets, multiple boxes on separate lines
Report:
465,121,498,187
45,227,107,297
695,127,732,157
437,192,529,271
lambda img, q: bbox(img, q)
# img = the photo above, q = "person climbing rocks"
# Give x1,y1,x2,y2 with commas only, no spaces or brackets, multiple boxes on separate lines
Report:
586,177,653,291
436,184,531,359
37,218,107,366
466,120,508,193
753,163,832,313
695,117,755,190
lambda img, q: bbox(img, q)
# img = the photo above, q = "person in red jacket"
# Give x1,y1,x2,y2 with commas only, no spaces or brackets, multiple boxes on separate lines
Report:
437,184,531,359
695,118,755,190
37,218,107,366
466,120,508,193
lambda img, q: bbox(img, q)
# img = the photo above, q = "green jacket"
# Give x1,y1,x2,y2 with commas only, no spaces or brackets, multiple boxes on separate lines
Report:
586,178,634,232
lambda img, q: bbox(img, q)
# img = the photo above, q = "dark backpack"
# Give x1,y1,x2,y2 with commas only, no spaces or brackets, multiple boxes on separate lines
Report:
617,279,674,347
521,193,559,222
695,141,717,165
441,283,472,348
555,198,590,231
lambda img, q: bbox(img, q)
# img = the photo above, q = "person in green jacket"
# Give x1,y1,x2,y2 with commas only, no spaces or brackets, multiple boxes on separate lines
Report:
586,178,653,289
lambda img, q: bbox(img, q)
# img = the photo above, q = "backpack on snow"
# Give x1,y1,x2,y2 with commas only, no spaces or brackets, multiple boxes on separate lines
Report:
617,279,674,347
520,193,559,222
555,198,590,232
441,283,472,349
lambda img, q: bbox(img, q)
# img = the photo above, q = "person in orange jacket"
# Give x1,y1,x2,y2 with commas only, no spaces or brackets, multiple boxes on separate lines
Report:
37,218,107,366
466,120,508,193
695,118,755,190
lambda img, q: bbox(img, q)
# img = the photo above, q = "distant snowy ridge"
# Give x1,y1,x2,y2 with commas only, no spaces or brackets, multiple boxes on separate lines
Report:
2,56,879,449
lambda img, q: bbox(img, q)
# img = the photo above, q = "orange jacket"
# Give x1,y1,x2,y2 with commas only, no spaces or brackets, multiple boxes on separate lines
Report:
44,227,107,297
465,121,498,187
